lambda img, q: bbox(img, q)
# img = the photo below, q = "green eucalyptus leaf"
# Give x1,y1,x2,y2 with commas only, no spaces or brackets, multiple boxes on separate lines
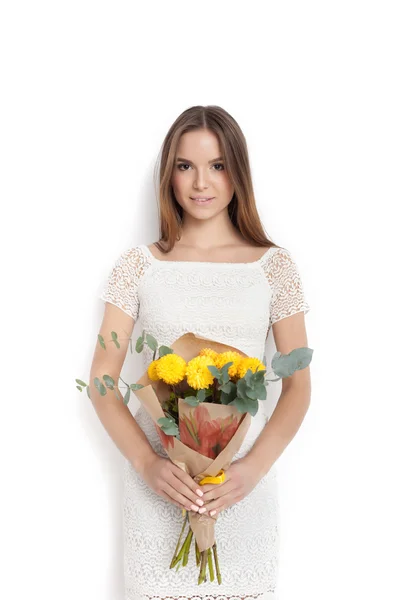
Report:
220,361,233,384
76,385,82,391
94,377,107,396
161,425,178,436
159,345,174,357
75,379,87,387
207,365,221,379
221,361,234,370
135,337,144,353
123,388,130,405
231,396,248,414
86,386,91,400
110,331,120,349
157,417,179,436
220,381,237,405
245,399,259,417
98,334,106,349
220,394,231,405
244,369,254,384
185,395,200,406
221,372,230,385
255,384,267,400
146,333,158,352
219,380,236,394
271,347,313,378
103,374,115,389
197,389,206,402
236,378,248,399
253,368,266,380
292,347,313,368
158,417,176,426
246,383,267,401
130,383,145,391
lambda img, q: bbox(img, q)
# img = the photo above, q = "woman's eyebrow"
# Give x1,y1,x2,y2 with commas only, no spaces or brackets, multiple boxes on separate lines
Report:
176,156,224,164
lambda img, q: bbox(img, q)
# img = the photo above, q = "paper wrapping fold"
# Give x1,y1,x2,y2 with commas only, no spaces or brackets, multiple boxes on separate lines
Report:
133,332,252,552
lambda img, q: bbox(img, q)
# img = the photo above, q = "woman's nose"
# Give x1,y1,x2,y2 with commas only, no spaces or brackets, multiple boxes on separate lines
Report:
193,170,209,188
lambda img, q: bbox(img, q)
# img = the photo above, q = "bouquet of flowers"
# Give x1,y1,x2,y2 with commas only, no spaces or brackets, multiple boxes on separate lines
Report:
76,330,313,585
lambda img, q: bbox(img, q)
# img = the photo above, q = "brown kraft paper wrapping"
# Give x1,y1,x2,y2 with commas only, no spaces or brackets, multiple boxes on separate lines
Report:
132,332,253,552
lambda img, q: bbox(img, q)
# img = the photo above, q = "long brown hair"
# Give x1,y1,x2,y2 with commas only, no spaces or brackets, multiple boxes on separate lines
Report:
153,105,281,254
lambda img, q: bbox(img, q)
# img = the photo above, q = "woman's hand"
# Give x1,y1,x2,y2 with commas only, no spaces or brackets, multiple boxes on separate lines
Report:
137,454,205,513
196,456,263,517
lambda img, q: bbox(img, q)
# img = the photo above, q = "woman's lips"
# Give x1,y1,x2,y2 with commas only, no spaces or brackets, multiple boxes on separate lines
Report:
190,197,214,205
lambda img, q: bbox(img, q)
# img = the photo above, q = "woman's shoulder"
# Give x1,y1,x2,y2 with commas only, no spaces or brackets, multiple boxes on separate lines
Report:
105,244,153,280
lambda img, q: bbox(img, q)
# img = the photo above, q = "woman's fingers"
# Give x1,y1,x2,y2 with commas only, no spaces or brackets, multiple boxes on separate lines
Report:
161,480,201,512
171,463,205,498
168,472,204,507
202,480,237,505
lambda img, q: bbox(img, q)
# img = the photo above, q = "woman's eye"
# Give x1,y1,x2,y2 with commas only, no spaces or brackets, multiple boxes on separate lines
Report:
177,163,224,171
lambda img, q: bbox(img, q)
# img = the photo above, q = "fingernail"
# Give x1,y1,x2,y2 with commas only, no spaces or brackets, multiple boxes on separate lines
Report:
196,489,203,497
190,504,199,512
196,498,204,506
198,507,207,514
210,510,216,516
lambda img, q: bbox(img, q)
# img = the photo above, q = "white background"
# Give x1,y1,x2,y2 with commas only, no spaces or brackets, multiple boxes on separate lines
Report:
1,1,399,599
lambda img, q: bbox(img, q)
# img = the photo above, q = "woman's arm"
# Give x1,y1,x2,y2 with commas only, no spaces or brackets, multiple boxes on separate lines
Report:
89,302,157,475
243,310,312,478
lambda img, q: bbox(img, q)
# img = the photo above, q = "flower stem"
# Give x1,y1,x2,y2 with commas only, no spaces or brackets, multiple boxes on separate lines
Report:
198,550,208,585
170,528,192,569
212,542,222,584
207,547,214,581
195,539,200,566
212,377,218,402
169,512,188,569
182,529,193,566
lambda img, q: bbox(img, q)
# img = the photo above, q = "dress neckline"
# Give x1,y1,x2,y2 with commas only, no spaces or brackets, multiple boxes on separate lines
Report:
140,244,274,266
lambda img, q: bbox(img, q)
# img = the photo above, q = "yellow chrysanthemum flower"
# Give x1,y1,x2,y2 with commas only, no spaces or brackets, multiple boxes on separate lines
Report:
199,347,219,362
147,360,160,381
237,357,266,379
156,353,187,385
186,355,216,390
214,351,244,378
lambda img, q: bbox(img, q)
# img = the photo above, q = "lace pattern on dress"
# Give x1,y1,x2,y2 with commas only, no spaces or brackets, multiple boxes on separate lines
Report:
122,406,279,600
99,246,152,321
136,594,268,600
97,243,310,600
260,247,310,326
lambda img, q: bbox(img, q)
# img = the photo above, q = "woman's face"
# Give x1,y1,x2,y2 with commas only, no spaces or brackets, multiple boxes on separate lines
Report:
170,129,235,220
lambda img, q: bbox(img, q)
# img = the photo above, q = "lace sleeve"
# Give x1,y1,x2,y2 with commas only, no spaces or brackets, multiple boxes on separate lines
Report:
267,247,311,326
99,246,147,321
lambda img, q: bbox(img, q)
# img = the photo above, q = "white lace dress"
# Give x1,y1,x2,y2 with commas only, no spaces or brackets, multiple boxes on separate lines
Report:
100,243,310,600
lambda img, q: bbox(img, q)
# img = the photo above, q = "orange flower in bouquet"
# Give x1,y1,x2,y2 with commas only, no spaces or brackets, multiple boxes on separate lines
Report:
179,404,241,459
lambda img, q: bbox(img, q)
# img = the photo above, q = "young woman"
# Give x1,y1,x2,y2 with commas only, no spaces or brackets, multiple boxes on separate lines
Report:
91,105,311,599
